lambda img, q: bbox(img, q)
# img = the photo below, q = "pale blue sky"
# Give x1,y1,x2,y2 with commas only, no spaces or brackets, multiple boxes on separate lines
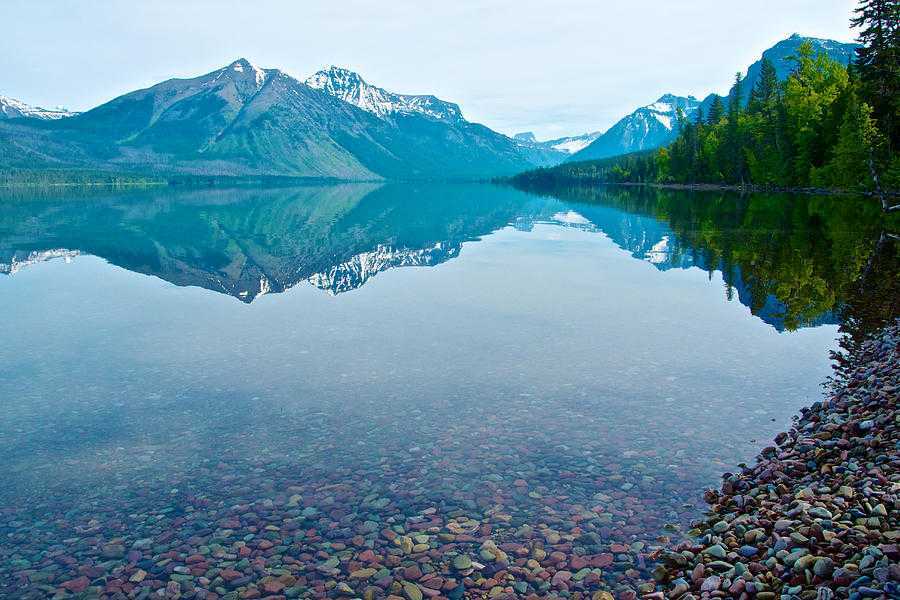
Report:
1,0,857,138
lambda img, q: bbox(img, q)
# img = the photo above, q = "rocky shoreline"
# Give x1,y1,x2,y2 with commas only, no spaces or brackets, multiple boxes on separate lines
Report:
647,322,899,600
3,328,896,600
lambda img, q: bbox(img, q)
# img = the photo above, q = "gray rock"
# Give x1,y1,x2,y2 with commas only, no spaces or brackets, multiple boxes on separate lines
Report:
814,557,834,578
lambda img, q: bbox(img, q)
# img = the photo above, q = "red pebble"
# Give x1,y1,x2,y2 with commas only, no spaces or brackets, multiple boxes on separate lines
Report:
404,565,422,580
60,576,90,593
593,554,614,568
358,549,377,562
261,580,286,594
569,556,588,570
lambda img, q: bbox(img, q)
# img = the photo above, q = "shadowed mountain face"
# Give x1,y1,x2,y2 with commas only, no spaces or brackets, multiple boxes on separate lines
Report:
0,183,890,331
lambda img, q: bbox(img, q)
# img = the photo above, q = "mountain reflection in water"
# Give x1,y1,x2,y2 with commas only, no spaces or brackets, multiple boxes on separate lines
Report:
1,182,893,332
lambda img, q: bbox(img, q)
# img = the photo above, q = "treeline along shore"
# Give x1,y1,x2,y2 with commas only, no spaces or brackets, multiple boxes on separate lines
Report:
514,1,899,208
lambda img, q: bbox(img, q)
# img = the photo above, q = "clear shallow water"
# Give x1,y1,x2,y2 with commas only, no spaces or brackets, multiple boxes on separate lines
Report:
0,184,891,598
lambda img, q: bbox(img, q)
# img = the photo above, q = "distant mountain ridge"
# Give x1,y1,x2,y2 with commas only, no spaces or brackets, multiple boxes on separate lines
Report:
568,94,700,162
569,35,859,163
514,131,602,154
0,60,562,180
0,95,78,120
729,34,857,106
306,66,464,122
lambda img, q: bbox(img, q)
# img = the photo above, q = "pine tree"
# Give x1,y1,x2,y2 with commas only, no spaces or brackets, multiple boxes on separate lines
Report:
749,58,779,114
707,96,725,125
831,90,882,188
724,73,746,183
783,41,849,184
851,0,900,150
728,72,743,119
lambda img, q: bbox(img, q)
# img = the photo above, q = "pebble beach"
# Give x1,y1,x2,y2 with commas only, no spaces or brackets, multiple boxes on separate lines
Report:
651,322,899,600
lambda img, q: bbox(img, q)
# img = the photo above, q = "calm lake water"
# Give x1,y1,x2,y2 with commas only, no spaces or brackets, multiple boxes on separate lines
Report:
1,183,895,598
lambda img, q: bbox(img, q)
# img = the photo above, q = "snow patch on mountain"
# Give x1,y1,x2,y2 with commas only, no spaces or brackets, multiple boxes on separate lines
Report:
0,95,78,120
216,58,270,96
568,94,699,162
653,113,672,130
229,58,267,89
549,135,599,154
645,94,699,128
306,66,463,122
611,93,700,144
513,130,601,155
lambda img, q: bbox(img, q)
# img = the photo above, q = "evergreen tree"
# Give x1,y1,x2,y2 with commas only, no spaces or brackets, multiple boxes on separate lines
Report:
707,96,725,124
783,41,849,184
749,58,779,114
724,73,746,183
831,90,882,187
851,0,900,149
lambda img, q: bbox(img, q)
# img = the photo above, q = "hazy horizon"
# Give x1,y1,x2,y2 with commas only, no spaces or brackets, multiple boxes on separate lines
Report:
1,0,858,139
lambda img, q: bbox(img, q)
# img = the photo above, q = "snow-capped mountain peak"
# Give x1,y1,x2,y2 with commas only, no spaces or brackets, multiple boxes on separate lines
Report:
0,95,78,120
305,66,463,122
566,94,699,162
643,94,700,129
218,58,269,92
513,130,602,155
546,131,602,154
306,66,360,88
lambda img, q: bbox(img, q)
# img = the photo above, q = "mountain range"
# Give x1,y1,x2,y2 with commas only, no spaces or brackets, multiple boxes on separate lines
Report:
0,60,561,180
513,131,602,155
0,95,77,120
305,66,464,123
0,35,859,179
567,34,858,162
567,94,702,162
